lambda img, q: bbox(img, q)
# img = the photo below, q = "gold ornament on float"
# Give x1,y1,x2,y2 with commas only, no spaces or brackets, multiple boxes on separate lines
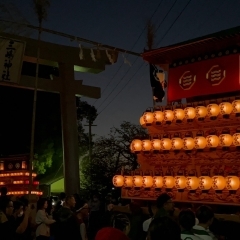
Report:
219,102,233,117
206,135,219,148
226,176,240,190
151,139,162,152
163,109,174,124
207,103,220,119
133,175,143,188
161,138,172,150
199,176,212,190
143,176,154,188
143,111,154,126
219,134,233,147
163,176,175,188
195,106,207,120
174,176,186,189
186,176,199,190
153,176,163,188
184,107,196,121
124,176,133,188
232,100,240,116
142,140,152,152
174,108,185,123
233,133,240,146
130,139,142,153
153,111,164,125
194,136,207,149
212,176,226,190
112,175,124,187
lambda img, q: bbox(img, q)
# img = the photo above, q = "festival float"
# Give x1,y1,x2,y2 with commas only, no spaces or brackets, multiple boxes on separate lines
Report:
0,155,42,196
113,26,240,205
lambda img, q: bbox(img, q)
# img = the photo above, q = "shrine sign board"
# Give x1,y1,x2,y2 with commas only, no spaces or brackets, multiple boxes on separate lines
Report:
0,37,25,83
168,54,240,102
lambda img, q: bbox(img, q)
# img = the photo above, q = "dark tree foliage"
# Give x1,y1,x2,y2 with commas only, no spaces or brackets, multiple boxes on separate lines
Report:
34,96,97,175
80,121,147,193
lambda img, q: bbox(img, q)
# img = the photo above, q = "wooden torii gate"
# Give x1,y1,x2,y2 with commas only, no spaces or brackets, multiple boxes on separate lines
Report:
0,32,118,195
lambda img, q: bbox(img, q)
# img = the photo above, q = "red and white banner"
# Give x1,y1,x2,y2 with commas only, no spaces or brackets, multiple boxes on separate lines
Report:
167,54,240,102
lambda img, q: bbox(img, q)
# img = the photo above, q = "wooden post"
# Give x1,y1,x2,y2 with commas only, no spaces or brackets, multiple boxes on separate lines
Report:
59,63,80,195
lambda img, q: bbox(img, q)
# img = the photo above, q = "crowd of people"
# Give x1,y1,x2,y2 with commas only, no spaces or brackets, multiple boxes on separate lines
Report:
0,186,240,240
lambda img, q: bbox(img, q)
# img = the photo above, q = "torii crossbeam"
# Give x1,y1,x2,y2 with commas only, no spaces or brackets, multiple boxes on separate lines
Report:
0,32,118,194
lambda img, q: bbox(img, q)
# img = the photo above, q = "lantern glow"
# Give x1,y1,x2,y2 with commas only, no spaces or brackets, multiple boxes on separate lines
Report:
151,139,162,152
195,106,207,120
199,176,212,190
207,104,220,119
226,176,240,190
233,133,240,146
174,176,186,189
171,138,183,150
0,162,3,171
184,107,196,121
163,110,174,123
186,176,199,190
153,176,163,188
153,111,164,125
232,100,240,116
140,116,146,128
143,112,154,126
143,176,154,188
212,176,226,190
161,138,172,151
124,176,133,188
219,134,233,147
133,176,143,188
142,140,152,152
174,108,185,123
219,102,233,116
130,139,142,153
112,175,124,187
194,136,207,149
206,135,219,148
183,137,195,150
163,176,175,188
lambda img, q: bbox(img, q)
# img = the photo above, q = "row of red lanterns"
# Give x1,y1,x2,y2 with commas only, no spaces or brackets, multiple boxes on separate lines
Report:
130,133,240,152
140,100,240,127
113,175,240,191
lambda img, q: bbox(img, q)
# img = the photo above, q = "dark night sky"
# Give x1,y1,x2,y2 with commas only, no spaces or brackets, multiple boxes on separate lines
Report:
1,0,240,154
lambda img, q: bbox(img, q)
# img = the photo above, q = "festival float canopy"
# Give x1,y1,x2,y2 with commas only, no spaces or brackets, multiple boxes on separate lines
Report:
113,26,240,205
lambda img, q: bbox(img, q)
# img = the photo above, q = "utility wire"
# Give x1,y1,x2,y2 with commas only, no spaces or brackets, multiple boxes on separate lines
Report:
98,61,146,115
96,56,139,110
94,0,164,107
0,19,140,56
155,0,178,33
156,0,191,46
98,1,192,114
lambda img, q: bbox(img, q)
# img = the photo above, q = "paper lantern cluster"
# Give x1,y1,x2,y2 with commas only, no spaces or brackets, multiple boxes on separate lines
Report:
112,175,240,190
130,133,240,153
140,100,240,127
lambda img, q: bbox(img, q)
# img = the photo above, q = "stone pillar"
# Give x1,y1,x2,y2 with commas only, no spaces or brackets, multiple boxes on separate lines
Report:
59,63,80,195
